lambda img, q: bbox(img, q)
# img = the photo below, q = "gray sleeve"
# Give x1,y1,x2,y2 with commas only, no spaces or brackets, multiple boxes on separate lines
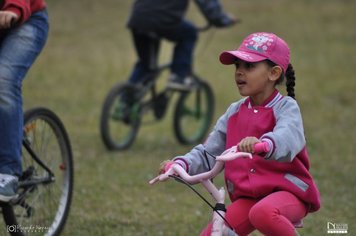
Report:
261,97,306,162
173,101,244,175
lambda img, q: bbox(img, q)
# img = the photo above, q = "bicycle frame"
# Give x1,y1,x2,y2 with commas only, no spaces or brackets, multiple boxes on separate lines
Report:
22,136,55,183
9,135,56,215
136,63,173,118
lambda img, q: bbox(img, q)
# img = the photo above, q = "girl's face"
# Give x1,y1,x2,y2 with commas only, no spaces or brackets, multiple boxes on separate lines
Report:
234,59,279,105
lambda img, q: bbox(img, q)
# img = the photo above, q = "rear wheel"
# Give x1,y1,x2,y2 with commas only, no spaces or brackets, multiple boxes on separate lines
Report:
2,107,73,236
173,78,214,145
100,83,142,150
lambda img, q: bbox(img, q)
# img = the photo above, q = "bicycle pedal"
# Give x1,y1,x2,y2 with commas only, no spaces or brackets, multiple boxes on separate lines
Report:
20,166,35,181
153,93,169,119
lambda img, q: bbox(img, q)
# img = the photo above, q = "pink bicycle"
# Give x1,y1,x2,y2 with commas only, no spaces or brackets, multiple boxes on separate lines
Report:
149,142,269,236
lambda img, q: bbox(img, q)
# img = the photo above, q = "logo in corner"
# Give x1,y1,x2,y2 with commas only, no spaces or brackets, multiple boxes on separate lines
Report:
327,221,348,234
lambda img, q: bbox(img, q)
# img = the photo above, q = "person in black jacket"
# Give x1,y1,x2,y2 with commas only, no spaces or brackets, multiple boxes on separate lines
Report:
127,0,234,91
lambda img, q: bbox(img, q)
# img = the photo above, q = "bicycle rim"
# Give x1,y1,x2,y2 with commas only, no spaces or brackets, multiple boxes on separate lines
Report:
100,83,141,150
3,107,74,236
173,79,214,144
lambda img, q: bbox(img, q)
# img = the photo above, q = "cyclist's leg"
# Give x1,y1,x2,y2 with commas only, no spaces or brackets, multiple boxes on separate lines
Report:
0,9,49,178
128,30,160,84
159,20,198,78
116,31,159,117
248,191,307,236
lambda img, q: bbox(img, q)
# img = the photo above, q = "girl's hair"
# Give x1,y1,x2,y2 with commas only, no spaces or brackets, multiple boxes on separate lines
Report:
266,60,296,99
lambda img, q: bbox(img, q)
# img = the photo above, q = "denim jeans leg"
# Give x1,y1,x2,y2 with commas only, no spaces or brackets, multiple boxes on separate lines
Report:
158,20,198,78
0,10,49,176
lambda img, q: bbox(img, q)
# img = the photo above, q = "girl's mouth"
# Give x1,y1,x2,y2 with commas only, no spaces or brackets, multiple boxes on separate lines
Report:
236,79,246,87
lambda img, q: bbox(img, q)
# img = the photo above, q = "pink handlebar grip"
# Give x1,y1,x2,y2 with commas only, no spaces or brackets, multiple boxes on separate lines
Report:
164,161,175,173
254,142,270,153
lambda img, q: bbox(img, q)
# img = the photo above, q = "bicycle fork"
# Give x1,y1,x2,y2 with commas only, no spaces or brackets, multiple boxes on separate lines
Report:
201,180,238,236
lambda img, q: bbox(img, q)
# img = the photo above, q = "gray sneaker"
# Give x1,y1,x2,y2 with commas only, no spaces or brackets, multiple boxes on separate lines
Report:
0,173,18,202
166,74,195,91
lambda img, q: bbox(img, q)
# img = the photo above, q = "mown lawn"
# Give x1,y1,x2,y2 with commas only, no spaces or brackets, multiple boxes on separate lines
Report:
3,0,355,235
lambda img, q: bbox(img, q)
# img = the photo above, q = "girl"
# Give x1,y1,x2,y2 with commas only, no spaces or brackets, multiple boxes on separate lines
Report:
153,32,321,236
0,0,48,201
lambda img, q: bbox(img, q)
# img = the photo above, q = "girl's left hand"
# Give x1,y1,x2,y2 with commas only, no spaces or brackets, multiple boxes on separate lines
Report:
149,160,177,185
238,137,260,153
0,11,19,29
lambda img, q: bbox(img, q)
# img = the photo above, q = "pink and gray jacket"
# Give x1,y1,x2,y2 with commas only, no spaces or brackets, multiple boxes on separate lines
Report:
174,90,321,212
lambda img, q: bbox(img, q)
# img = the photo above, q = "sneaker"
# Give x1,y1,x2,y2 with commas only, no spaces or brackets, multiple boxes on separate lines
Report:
166,74,195,91
0,173,18,202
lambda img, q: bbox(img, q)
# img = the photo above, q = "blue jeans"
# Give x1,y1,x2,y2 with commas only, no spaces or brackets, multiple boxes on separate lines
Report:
0,9,49,176
128,20,198,84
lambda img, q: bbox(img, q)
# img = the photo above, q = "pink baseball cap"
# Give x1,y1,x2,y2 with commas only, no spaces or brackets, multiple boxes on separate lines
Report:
219,32,290,73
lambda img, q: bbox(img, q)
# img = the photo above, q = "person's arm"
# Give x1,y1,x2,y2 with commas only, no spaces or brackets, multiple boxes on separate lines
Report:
173,101,244,175
1,0,31,26
261,97,306,162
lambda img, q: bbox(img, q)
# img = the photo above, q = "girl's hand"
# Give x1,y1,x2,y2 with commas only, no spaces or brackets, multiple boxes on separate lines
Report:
158,160,174,174
0,11,19,29
238,137,260,153
149,160,176,185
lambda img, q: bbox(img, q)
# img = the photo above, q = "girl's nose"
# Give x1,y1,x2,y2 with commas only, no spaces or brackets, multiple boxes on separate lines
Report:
235,70,244,77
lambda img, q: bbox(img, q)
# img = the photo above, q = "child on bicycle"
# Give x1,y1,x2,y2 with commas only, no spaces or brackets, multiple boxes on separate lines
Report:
0,0,48,202
155,32,321,236
126,0,235,91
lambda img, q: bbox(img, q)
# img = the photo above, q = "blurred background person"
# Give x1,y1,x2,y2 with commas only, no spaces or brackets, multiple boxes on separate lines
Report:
126,0,236,91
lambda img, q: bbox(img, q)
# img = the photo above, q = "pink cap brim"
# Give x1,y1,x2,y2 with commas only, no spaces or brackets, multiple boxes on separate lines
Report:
219,50,268,65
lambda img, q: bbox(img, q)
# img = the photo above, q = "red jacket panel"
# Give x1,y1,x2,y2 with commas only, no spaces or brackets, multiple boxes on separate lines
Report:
1,0,46,25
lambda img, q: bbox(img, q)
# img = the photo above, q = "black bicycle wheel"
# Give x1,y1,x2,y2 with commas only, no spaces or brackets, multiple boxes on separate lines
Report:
2,107,74,236
100,83,141,150
173,78,214,145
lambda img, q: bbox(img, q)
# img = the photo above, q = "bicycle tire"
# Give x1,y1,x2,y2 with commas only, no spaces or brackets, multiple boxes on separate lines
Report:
173,78,214,145
100,83,141,150
2,107,74,236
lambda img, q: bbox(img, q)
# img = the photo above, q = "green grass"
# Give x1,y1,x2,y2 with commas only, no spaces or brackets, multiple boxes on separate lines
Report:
4,0,356,235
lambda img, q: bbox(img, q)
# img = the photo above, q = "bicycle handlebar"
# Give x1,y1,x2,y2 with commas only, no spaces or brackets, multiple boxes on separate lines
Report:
149,142,270,185
253,141,270,153
149,142,270,236
217,141,269,162
196,16,240,32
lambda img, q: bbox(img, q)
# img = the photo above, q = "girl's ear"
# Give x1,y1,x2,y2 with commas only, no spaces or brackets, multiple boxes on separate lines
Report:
269,66,283,82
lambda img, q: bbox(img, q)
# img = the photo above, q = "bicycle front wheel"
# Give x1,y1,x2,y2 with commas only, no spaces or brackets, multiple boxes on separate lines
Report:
100,83,141,150
2,107,74,236
173,78,214,145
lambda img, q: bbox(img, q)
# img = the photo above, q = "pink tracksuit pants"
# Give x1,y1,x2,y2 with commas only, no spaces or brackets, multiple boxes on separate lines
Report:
200,191,307,236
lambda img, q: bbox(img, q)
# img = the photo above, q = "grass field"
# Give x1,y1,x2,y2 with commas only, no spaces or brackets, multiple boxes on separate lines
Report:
5,0,356,235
